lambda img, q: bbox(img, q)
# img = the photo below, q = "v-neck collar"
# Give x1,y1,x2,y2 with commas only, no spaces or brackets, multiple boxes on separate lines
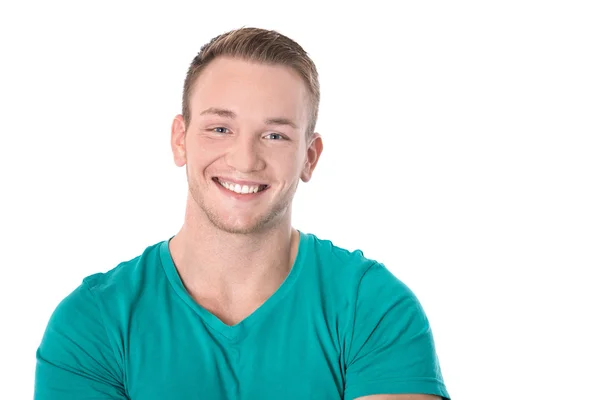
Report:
159,230,308,342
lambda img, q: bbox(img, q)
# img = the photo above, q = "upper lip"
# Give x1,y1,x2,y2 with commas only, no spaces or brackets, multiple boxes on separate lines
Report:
214,177,268,187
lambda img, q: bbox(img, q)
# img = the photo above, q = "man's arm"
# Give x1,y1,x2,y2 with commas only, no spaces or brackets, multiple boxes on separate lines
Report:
35,283,127,399
355,395,441,400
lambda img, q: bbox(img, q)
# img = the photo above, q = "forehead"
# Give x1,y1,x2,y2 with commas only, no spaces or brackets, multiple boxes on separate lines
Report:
190,57,309,126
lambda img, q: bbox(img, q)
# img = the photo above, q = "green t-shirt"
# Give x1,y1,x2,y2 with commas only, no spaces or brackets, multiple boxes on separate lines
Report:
35,231,450,399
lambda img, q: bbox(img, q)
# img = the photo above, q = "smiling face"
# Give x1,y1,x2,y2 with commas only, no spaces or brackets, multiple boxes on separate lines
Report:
171,56,323,234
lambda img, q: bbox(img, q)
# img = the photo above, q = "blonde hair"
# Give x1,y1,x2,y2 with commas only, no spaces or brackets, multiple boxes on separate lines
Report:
182,27,320,136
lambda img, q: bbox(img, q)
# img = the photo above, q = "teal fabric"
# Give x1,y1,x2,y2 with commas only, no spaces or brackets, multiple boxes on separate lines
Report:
35,231,450,399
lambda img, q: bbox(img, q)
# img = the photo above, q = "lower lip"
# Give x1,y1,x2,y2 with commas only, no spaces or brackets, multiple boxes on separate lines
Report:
213,179,269,201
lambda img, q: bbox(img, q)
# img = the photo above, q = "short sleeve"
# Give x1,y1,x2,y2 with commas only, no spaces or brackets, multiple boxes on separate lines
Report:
344,263,450,400
35,282,127,399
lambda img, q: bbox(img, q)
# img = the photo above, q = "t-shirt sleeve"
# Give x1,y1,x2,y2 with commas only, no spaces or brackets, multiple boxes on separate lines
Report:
35,282,127,399
344,262,451,400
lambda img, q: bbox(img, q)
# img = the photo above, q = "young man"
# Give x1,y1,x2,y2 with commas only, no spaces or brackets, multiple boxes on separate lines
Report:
35,28,451,400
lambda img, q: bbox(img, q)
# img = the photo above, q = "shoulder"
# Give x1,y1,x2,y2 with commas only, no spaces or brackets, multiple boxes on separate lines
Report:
82,239,166,301
302,231,414,299
43,238,168,344
303,231,376,279
304,235,450,399
34,240,167,399
37,239,168,378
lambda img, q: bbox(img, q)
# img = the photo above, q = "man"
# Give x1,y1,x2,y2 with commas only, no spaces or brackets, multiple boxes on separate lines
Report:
35,27,451,400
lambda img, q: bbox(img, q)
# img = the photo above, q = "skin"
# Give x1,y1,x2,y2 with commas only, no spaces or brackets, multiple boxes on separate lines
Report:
169,56,322,325
355,395,441,400
168,56,441,400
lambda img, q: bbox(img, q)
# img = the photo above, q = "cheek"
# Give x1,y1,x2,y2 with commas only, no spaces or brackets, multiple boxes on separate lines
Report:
271,149,302,166
187,140,224,166
278,157,307,183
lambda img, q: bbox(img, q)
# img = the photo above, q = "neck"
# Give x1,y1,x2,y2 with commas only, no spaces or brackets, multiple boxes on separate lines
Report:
169,197,299,300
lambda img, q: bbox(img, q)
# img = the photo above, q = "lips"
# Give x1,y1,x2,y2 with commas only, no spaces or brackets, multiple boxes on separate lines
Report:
213,177,269,195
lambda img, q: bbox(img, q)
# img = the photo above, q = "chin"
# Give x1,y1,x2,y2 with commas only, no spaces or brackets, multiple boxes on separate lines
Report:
188,183,292,234
208,214,274,235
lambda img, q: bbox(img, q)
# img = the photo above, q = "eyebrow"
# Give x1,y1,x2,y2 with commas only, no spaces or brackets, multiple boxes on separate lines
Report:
199,107,298,129
200,107,236,119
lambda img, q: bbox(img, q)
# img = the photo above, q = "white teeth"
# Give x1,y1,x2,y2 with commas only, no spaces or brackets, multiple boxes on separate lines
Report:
218,179,263,194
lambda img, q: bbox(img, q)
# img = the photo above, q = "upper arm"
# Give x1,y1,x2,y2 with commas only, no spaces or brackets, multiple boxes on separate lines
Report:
35,283,127,399
343,263,450,400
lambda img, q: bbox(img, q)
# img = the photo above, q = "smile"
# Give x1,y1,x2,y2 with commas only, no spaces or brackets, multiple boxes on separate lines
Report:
214,178,269,195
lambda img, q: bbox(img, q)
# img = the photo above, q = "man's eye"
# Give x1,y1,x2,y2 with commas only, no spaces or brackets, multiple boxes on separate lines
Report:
212,127,230,134
265,133,284,140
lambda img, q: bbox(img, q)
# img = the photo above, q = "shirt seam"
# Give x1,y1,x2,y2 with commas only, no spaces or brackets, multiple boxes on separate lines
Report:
82,280,128,396
345,376,447,386
345,260,379,368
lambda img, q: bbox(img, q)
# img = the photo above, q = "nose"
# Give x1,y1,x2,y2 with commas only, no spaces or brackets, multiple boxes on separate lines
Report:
225,135,265,173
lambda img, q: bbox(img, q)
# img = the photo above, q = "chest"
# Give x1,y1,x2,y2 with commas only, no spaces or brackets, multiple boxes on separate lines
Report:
125,304,347,399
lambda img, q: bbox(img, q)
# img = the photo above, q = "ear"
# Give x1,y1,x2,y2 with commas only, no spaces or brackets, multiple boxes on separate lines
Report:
171,114,187,167
300,132,323,182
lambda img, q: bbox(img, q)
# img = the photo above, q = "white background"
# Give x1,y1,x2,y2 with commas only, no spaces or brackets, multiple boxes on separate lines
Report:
1,1,599,399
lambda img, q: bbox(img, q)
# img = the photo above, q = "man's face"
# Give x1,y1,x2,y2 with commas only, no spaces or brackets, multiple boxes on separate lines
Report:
171,56,322,234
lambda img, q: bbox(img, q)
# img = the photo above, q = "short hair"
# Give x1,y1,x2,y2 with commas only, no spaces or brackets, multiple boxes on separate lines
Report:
182,27,320,137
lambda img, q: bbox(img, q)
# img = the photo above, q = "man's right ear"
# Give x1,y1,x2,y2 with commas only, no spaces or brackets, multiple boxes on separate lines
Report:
171,114,187,167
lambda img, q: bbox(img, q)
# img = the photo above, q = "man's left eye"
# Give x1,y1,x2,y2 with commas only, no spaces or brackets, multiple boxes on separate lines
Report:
265,133,284,140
